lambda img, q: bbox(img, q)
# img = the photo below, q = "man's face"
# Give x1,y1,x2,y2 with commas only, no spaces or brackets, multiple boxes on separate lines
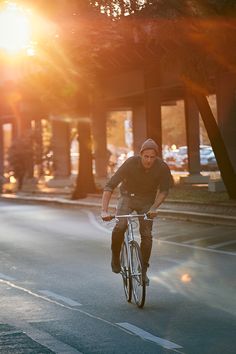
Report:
140,149,157,169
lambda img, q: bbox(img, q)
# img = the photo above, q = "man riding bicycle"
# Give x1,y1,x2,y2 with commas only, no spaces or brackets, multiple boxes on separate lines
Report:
101,138,172,284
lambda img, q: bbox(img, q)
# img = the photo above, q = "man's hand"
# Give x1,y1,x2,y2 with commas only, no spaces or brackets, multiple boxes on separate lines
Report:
101,211,113,222
146,208,158,219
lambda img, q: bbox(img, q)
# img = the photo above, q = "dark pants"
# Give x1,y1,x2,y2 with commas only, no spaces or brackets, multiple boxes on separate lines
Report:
111,195,154,271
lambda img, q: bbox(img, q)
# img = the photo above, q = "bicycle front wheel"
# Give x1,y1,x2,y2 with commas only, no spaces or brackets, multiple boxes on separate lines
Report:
131,241,146,308
120,242,132,302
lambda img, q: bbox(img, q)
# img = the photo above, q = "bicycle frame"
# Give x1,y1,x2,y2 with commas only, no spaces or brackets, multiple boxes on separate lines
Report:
115,214,147,308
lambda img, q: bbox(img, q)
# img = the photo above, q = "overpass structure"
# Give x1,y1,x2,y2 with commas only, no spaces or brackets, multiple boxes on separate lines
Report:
0,64,236,187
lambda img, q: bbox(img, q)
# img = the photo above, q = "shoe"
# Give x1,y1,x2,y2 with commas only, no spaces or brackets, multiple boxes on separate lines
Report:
144,274,150,286
142,271,150,286
111,254,121,273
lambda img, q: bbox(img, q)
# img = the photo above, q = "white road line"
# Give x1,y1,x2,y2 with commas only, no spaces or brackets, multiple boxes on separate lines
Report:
183,234,218,244
159,234,184,240
158,256,205,268
0,279,135,337
39,290,82,306
159,257,184,265
0,273,15,281
87,211,236,257
117,322,183,350
208,239,236,249
160,240,236,256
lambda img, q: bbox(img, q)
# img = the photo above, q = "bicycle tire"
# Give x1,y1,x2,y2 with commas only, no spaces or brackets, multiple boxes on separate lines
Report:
120,241,132,302
130,241,146,308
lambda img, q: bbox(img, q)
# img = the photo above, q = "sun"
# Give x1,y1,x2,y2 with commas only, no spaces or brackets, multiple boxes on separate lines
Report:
0,2,32,54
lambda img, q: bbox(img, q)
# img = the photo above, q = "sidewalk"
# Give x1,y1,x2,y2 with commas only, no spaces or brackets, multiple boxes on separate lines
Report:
1,184,236,226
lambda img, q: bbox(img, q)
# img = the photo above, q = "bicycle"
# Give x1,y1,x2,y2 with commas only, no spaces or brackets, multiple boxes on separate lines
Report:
112,214,151,308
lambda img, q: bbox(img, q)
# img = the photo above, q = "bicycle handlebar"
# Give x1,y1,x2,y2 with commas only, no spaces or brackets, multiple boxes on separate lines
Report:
101,213,154,222
113,214,153,221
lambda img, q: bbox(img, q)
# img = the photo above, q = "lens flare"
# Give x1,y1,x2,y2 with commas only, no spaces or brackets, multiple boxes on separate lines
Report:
0,3,31,53
181,273,192,283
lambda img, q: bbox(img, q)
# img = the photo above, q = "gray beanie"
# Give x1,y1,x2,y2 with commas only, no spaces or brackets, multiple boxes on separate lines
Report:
140,138,159,154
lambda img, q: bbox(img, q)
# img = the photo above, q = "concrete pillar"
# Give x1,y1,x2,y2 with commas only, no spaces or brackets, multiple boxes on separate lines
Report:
12,120,17,140
132,105,146,154
25,117,34,179
51,119,71,179
185,95,201,174
92,101,107,178
144,66,162,157
180,95,209,184
144,88,162,157
15,102,32,138
34,119,44,177
21,116,32,136
216,72,236,172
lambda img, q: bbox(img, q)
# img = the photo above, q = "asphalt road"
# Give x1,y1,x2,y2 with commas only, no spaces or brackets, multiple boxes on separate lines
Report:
0,200,235,354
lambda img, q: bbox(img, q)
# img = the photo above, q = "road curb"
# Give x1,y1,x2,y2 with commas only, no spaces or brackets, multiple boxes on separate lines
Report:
1,194,236,226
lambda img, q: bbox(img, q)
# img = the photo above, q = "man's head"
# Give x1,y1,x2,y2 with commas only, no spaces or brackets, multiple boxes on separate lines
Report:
140,138,159,169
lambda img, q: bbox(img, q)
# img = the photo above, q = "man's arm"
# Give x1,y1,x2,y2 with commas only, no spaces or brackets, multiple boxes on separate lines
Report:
101,190,113,221
147,190,168,218
101,157,131,221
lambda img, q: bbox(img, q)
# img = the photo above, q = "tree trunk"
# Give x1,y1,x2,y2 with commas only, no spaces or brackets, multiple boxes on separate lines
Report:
71,118,97,199
193,92,236,199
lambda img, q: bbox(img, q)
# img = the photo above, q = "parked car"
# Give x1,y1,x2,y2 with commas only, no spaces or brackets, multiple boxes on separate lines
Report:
200,146,213,169
164,148,182,170
175,146,188,170
164,145,218,171
206,151,218,171
200,146,219,170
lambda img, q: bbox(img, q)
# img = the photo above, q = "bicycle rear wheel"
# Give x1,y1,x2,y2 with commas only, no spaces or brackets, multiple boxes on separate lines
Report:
131,241,146,308
120,242,132,302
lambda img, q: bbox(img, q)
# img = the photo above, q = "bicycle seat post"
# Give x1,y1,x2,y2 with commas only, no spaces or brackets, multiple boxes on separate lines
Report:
126,217,134,243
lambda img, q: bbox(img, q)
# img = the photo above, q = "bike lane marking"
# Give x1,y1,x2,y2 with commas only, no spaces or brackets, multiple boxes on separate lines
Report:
39,290,82,306
117,322,183,350
208,239,236,249
182,234,221,244
0,276,185,352
0,278,134,335
161,240,236,256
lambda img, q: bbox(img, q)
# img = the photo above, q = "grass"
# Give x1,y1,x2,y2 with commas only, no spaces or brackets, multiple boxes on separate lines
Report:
168,184,236,205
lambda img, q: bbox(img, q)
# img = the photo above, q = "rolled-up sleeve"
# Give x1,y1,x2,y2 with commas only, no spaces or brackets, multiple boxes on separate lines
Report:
159,163,173,192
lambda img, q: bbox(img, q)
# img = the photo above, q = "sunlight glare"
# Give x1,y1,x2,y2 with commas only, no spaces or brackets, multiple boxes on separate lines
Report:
181,273,192,283
0,3,32,54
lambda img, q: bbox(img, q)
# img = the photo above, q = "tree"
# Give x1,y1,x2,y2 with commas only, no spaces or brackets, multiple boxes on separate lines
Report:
71,118,97,199
8,130,41,190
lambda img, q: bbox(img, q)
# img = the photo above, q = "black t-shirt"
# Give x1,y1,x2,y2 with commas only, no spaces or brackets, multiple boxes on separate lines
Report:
104,156,172,200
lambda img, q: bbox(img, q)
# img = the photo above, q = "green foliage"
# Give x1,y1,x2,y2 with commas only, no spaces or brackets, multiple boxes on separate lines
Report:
91,0,236,19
